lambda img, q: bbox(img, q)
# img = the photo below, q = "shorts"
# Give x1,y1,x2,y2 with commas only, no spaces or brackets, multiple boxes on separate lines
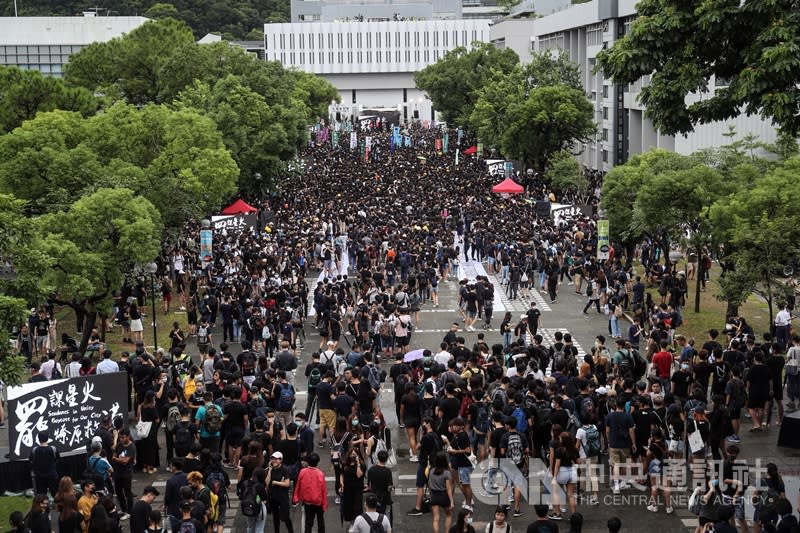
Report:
556,465,578,485
466,310,476,319
431,286,438,294
35,336,48,349
747,395,767,409
728,407,741,420
772,387,783,401
416,465,428,488
130,319,143,332
648,459,662,475
320,409,336,431
225,428,245,448
396,336,409,347
457,466,473,485
404,418,420,430
430,490,450,508
721,494,745,520
609,448,630,466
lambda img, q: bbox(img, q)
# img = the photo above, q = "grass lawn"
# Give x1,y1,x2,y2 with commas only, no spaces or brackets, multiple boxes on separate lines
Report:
0,495,31,529
53,303,191,363
640,262,772,343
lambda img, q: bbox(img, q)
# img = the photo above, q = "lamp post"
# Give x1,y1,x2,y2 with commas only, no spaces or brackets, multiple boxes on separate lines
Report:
145,262,158,352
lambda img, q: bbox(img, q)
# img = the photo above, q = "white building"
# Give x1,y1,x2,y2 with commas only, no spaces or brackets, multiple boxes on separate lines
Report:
0,15,149,77
491,0,777,171
264,19,491,123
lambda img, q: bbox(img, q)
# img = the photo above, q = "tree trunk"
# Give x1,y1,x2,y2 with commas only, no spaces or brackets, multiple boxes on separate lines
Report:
694,252,702,313
99,313,109,342
75,305,85,335
766,281,775,338
726,302,739,317
78,310,97,354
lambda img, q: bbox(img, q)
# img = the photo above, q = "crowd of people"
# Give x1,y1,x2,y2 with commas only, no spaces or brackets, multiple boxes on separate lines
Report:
11,120,800,533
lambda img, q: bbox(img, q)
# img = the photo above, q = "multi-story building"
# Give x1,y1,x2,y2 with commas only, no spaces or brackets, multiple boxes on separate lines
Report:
491,0,777,171
0,15,148,77
265,18,491,123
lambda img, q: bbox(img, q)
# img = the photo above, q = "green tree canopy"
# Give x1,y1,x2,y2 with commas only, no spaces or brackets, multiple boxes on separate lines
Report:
0,104,239,229
0,66,98,133
596,0,800,136
39,188,162,348
414,43,519,126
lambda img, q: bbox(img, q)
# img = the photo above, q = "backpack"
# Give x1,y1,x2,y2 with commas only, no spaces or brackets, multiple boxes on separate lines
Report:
729,378,746,408
207,471,228,505
552,349,566,371
631,349,647,380
512,406,528,433
197,326,209,345
582,424,602,457
166,405,182,432
368,365,383,390
179,519,198,533
240,479,261,517
372,437,388,464
534,402,552,432
277,383,296,412
174,422,193,452
199,486,219,522
241,351,256,375
361,513,386,533
52,364,62,379
458,393,473,419
506,432,524,465
579,397,596,425
203,404,223,434
379,321,390,337
308,367,322,388
331,431,349,465
566,410,580,437
473,402,491,434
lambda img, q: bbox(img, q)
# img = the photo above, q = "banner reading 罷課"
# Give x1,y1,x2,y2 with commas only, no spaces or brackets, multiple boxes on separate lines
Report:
597,219,610,260
7,373,128,460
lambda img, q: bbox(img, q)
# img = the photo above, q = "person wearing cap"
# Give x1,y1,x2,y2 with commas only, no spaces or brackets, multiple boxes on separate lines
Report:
266,451,292,533
130,485,159,533
96,349,119,374
29,432,60,496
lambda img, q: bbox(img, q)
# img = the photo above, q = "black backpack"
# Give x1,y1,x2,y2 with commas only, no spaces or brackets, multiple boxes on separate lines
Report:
240,479,261,517
174,422,194,454
361,513,386,533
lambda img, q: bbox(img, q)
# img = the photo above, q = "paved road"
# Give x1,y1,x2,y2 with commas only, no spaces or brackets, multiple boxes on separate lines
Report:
17,262,799,533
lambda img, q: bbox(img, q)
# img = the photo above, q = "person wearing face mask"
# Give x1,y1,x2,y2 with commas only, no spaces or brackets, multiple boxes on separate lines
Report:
340,450,366,527
450,508,476,533
294,413,315,457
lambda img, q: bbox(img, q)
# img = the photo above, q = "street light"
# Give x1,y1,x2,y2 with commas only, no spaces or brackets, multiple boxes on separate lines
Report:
144,262,158,352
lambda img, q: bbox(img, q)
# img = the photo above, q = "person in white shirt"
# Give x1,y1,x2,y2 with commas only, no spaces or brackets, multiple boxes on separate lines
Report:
96,350,120,374
434,343,453,367
485,506,511,533
775,304,792,352
65,352,82,378
40,351,60,379
349,493,392,533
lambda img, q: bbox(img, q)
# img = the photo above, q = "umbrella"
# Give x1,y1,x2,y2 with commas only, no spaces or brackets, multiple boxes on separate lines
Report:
404,349,425,363
463,145,477,155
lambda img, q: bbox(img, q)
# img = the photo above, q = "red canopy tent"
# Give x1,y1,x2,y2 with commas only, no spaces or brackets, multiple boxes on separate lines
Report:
220,199,258,215
492,178,524,194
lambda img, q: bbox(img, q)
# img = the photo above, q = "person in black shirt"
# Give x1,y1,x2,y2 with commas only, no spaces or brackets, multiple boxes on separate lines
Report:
29,432,59,496
367,450,395,519
177,499,205,533
266,452,293,533
129,485,159,533
112,428,136,517
408,417,442,516
223,389,249,468
745,352,773,431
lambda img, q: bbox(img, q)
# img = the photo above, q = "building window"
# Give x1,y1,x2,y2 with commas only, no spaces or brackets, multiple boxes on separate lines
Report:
348,51,353,63
328,34,333,48
396,32,400,47
424,50,429,62
366,33,371,48
443,31,448,46
602,85,608,98
602,128,608,141
586,23,602,46
357,33,362,48
346,33,352,48
414,50,420,61
377,51,381,63
405,50,410,62
414,32,419,46
405,32,410,47
602,150,608,162
357,52,362,63
602,107,609,120
367,51,371,63
290,34,295,48
434,50,439,60
424,32,429,47
279,35,285,48
463,31,467,45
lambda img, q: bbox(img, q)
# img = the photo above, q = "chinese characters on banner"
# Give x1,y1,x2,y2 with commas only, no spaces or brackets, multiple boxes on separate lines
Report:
7,373,128,459
597,219,610,260
199,229,213,261
211,213,258,234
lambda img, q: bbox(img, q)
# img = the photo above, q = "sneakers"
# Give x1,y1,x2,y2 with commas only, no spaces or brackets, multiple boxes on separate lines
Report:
335,497,341,504
666,506,674,514
726,434,741,443
547,513,563,521
407,508,423,516
589,497,600,506
513,510,523,518
462,503,473,512
612,484,620,495
620,481,631,490
409,455,419,463
647,505,658,513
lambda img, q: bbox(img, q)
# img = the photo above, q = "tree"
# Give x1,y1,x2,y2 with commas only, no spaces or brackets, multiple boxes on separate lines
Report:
0,194,48,386
523,50,582,92
0,66,97,133
473,81,594,171
414,43,519,126
65,19,196,105
40,188,162,350
596,0,800,137
291,70,341,123
710,157,800,328
545,149,586,199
